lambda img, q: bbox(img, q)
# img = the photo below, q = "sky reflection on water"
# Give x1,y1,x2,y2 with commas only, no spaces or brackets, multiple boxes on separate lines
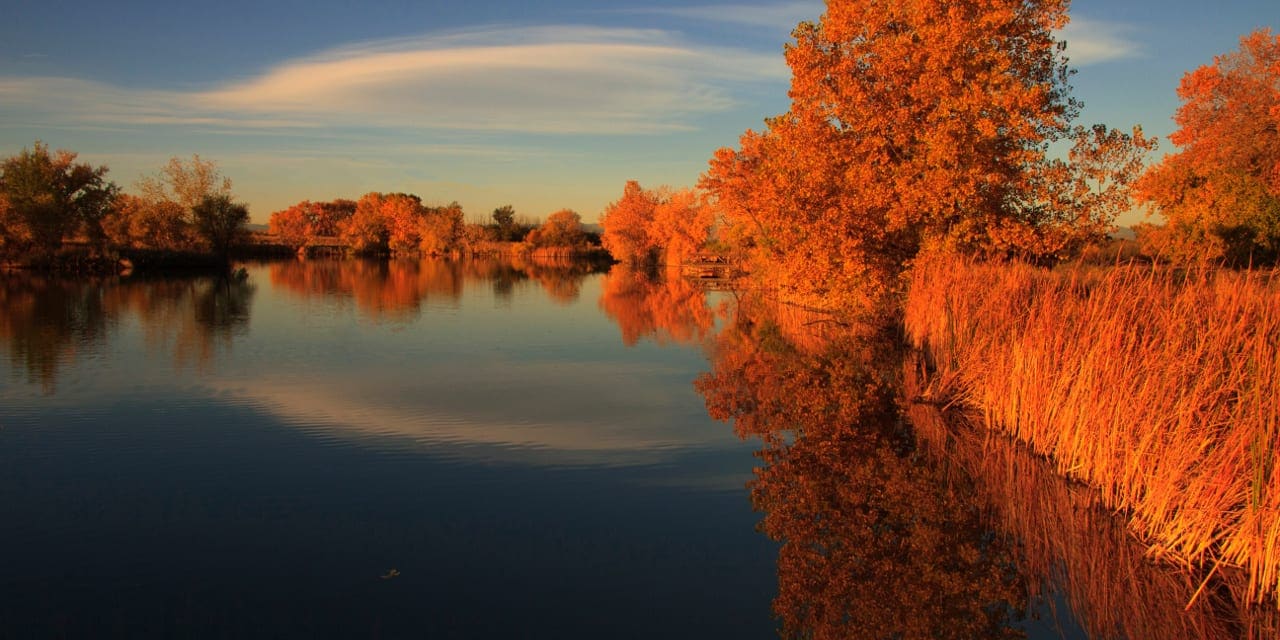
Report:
0,259,776,639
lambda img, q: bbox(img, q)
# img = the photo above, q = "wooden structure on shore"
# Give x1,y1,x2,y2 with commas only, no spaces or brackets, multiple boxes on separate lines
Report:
681,253,735,281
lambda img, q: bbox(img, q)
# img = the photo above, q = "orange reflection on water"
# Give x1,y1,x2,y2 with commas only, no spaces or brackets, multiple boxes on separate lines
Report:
695,295,1274,639
269,256,604,319
597,266,716,346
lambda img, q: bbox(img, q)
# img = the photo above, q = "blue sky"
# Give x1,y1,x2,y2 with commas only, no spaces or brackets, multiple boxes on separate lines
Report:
1,1,1276,225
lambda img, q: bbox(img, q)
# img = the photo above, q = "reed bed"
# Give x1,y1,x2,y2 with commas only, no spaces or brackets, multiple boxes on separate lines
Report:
903,254,1280,606
905,357,1274,638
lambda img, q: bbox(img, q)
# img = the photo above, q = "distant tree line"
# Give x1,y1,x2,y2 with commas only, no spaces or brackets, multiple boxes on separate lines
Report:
267,195,598,257
0,141,608,269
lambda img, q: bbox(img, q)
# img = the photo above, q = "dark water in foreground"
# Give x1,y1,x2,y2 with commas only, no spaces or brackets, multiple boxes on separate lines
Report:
0,258,1261,638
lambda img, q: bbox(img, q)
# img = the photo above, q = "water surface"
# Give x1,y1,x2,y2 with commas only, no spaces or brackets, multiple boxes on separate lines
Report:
1,257,1263,639
0,259,774,638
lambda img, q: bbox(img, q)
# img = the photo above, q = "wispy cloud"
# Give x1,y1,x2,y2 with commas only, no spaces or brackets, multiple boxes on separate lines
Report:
628,1,822,29
0,25,786,136
1058,17,1145,66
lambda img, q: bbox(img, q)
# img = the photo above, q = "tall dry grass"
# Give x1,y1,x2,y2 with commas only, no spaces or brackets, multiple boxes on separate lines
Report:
903,254,1280,606
905,357,1275,638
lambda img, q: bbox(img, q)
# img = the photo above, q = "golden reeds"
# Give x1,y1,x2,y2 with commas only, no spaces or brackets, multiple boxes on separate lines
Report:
903,254,1280,606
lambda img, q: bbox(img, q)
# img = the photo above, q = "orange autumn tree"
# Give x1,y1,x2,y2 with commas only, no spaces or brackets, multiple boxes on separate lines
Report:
600,180,661,264
269,199,357,251
417,202,463,255
268,201,312,250
1136,29,1280,265
340,193,391,253
651,187,715,265
600,180,714,265
702,0,1152,310
524,209,584,248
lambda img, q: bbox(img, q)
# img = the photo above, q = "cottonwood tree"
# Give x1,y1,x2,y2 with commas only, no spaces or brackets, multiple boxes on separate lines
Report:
650,187,714,265
419,202,464,255
600,180,661,264
530,209,587,248
1136,29,1280,265
342,193,392,254
0,141,118,255
268,201,313,250
192,194,249,262
702,0,1152,309
491,205,520,241
600,181,714,265
109,154,235,251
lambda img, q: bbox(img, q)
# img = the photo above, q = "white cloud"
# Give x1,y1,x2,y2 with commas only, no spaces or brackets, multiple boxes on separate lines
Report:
1058,17,1145,66
0,25,786,136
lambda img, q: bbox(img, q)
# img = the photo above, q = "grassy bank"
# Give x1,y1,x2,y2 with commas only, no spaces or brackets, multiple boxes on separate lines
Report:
903,254,1280,606
904,360,1272,638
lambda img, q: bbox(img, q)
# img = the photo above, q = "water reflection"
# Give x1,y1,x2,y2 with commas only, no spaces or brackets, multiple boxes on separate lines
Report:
696,294,1275,639
0,258,773,638
0,272,254,389
697,298,1026,639
598,265,717,346
269,255,606,320
903,368,1277,640
0,275,110,390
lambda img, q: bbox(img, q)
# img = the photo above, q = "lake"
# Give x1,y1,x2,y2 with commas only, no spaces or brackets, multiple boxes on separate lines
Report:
0,257,1262,638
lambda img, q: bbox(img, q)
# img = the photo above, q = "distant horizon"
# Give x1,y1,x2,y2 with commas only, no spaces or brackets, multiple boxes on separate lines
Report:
3,0,1276,226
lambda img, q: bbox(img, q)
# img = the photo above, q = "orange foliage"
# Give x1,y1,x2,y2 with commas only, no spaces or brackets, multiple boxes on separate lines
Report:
651,188,714,265
339,194,390,253
600,181,713,265
418,201,463,255
600,180,661,264
268,201,311,249
1136,29,1280,265
904,364,1271,639
102,193,192,250
701,0,1151,310
905,254,1280,606
695,296,1268,636
268,199,356,250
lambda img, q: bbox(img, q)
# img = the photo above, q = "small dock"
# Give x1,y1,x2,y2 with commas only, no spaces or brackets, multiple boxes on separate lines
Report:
681,253,734,281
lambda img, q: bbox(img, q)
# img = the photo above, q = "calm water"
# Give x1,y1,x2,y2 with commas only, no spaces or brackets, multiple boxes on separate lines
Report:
0,258,1259,639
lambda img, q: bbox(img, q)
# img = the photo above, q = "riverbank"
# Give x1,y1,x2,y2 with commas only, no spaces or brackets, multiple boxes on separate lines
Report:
902,253,1280,606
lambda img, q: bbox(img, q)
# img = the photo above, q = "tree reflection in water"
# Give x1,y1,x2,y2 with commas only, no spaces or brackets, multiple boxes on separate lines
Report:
269,256,605,319
695,294,1276,640
0,272,254,389
597,265,717,346
696,298,1025,639
0,275,111,391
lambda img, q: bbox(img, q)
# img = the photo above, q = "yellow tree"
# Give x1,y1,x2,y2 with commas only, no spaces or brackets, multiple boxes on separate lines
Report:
1136,29,1280,265
702,0,1151,310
